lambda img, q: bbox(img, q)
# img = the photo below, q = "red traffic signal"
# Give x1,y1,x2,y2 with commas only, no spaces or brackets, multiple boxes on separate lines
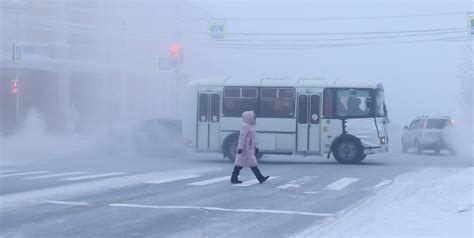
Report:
12,80,19,94
170,43,180,59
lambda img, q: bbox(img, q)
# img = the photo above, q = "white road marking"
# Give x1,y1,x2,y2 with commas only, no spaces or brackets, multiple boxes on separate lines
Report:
0,171,51,178
303,191,322,195
25,172,88,179
0,168,220,211
325,177,359,190
232,176,279,187
373,179,392,189
61,172,126,181
143,174,201,184
187,176,229,186
43,200,90,206
277,176,316,189
0,170,18,174
109,203,332,217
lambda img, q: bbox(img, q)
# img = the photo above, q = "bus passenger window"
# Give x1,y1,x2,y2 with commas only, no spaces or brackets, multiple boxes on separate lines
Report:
242,88,257,98
211,94,220,122
224,87,240,97
260,88,295,118
323,89,335,118
280,89,294,98
223,87,258,117
261,88,277,97
199,94,209,122
298,95,308,124
310,95,320,124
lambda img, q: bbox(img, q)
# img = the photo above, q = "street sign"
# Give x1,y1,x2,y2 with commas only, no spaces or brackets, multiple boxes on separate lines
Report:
209,22,225,40
469,15,474,36
12,43,22,62
158,57,173,71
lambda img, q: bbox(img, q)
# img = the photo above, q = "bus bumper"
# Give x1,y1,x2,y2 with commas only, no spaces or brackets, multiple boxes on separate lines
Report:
363,144,389,155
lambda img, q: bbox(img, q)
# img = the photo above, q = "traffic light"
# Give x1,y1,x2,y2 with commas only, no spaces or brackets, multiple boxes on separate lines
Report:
170,43,179,60
11,80,19,95
170,43,183,68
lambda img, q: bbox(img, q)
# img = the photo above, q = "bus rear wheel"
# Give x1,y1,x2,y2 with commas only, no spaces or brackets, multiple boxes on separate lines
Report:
223,135,239,162
223,134,264,162
333,137,365,164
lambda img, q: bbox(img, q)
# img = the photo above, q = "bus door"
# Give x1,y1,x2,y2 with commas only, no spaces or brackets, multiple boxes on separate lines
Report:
197,92,221,150
297,93,321,153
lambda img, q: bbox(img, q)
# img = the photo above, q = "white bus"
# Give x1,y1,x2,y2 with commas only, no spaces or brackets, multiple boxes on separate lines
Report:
182,77,389,164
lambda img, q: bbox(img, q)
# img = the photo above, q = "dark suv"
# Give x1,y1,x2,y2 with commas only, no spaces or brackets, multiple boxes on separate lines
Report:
401,116,456,155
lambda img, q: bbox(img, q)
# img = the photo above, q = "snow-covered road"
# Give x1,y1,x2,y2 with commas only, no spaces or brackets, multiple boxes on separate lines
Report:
0,150,472,237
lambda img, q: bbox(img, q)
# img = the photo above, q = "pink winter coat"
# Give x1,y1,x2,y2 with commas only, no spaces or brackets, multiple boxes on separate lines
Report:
234,111,258,167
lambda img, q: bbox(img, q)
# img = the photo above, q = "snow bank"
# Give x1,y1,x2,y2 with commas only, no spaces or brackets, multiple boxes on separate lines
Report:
295,167,474,237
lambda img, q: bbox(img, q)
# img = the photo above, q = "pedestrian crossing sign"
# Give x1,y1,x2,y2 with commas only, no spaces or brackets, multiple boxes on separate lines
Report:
209,22,225,40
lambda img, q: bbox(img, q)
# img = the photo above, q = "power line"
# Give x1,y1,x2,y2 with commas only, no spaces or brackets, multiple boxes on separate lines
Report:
183,11,467,22
190,36,472,49
188,28,466,36
209,30,467,43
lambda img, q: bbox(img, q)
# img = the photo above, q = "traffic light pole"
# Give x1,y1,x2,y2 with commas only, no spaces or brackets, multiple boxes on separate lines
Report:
15,13,20,127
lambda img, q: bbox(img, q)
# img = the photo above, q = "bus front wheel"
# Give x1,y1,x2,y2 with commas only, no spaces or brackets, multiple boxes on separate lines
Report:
332,136,365,164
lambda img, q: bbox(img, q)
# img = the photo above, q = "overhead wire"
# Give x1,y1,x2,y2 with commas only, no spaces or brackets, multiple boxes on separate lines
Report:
1,8,471,50
189,36,472,49
183,11,467,21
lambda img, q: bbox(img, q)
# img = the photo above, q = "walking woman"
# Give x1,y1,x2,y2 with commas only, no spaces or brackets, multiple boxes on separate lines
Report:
230,111,269,184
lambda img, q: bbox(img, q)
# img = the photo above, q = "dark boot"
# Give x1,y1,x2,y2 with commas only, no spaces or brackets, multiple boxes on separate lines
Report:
251,166,269,184
231,166,243,184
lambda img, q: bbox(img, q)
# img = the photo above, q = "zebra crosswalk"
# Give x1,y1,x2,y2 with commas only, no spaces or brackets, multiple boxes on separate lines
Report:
187,176,229,186
0,171,51,178
0,167,392,197
25,172,88,179
61,172,126,181
324,178,359,190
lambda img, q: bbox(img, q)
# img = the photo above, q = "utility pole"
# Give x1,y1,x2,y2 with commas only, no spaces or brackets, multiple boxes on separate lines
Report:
174,0,182,118
14,13,20,128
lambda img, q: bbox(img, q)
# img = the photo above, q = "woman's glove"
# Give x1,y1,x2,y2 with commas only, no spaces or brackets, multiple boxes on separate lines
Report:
237,149,243,154
255,147,259,155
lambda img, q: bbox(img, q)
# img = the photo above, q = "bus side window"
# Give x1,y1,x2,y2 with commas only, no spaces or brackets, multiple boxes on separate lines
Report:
298,95,308,124
223,87,258,117
310,95,320,124
260,88,295,118
211,94,220,122
199,94,209,122
323,89,335,118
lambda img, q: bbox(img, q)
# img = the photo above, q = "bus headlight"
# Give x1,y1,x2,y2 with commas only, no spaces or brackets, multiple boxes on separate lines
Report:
379,137,386,144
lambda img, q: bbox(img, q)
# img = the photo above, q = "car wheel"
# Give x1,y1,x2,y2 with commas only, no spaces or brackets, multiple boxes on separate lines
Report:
415,141,423,154
333,136,365,164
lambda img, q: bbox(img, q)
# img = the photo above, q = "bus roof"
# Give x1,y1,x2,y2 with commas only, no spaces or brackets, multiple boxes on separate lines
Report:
186,77,383,89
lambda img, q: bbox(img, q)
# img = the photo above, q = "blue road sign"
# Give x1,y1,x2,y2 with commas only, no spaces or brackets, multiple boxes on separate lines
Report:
209,22,225,39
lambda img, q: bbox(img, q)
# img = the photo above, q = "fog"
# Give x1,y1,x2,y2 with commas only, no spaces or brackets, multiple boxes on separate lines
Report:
1,0,473,161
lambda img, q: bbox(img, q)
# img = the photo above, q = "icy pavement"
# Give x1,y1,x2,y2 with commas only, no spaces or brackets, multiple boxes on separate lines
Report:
295,167,474,237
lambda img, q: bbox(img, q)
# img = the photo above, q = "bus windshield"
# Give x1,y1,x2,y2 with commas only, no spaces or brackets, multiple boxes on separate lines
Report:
324,88,384,118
